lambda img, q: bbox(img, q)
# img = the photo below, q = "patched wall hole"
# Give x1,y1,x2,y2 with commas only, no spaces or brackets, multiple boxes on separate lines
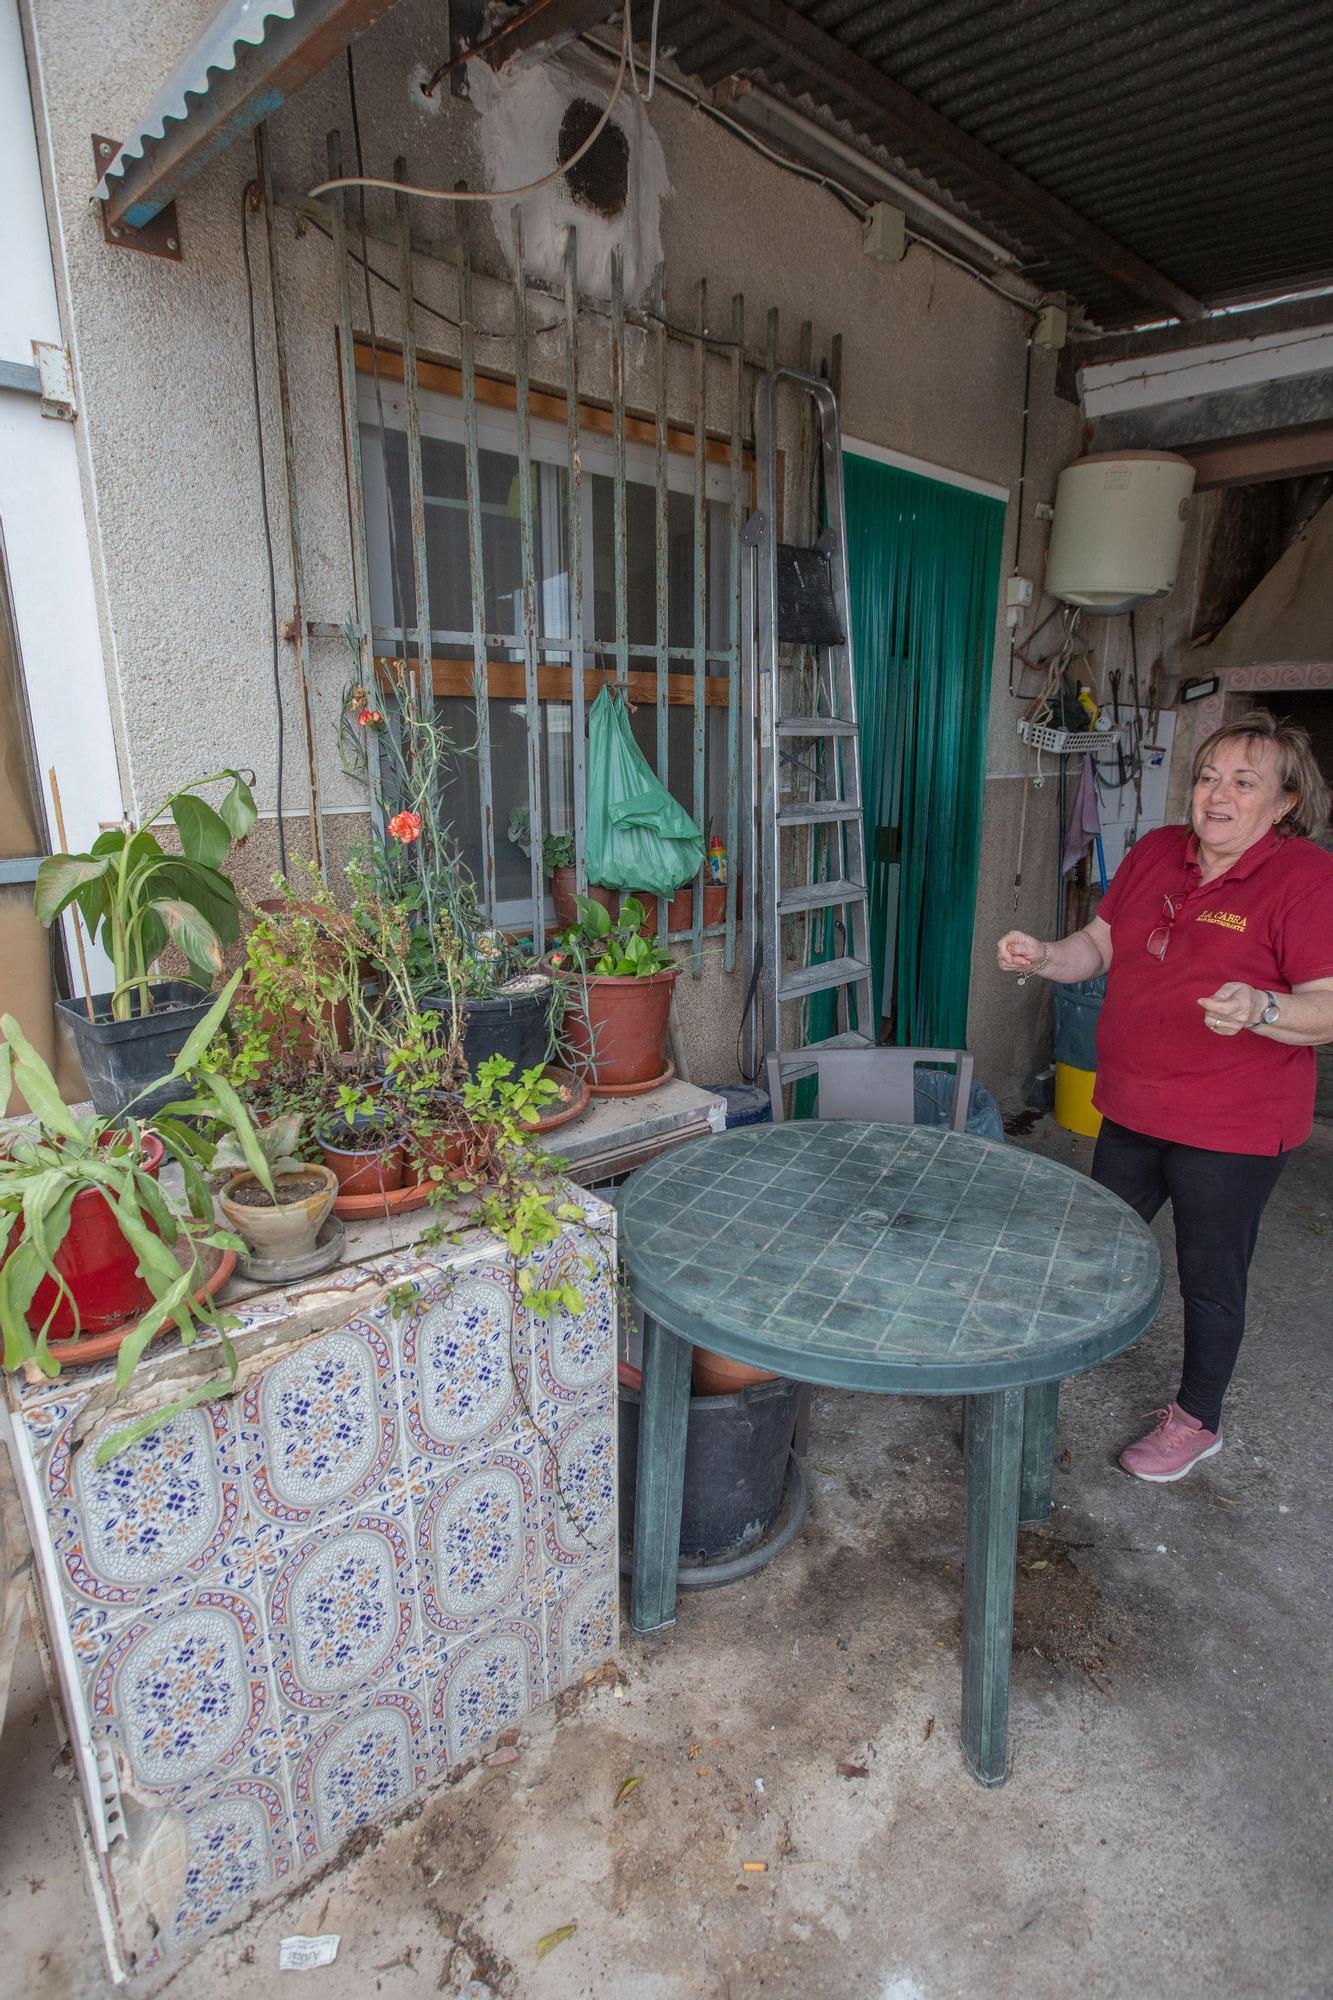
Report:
559,99,630,219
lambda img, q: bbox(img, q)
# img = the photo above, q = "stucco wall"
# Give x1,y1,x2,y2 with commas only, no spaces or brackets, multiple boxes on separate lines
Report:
20,0,1098,1098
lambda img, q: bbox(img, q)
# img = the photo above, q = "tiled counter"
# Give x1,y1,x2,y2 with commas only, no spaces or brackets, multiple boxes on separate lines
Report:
2,1194,618,1973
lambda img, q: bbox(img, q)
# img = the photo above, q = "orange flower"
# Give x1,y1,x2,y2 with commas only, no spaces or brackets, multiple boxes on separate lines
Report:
357,708,383,727
387,810,423,844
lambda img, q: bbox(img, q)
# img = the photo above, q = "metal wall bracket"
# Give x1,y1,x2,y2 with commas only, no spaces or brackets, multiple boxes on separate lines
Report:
91,136,181,259
31,341,76,421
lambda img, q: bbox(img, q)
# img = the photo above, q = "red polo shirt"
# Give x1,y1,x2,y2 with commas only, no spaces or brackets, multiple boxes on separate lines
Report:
1093,824,1333,1154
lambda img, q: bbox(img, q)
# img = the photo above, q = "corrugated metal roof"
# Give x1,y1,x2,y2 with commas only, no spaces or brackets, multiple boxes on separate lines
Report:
93,0,299,206
658,0,1333,326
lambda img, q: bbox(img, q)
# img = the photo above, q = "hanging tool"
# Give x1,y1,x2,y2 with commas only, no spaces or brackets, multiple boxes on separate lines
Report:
742,368,874,1080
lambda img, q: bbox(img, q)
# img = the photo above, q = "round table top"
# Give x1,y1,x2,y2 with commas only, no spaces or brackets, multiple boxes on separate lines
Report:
616,1120,1163,1395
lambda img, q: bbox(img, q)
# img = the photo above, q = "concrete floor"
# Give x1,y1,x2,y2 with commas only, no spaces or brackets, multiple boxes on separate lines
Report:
2,1116,1330,2000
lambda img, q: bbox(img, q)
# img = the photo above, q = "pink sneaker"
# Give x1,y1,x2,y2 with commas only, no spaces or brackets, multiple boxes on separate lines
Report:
1119,1403,1223,1483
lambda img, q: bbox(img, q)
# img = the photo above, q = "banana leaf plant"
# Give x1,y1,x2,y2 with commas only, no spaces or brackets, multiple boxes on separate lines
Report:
34,770,257,1021
0,972,274,1463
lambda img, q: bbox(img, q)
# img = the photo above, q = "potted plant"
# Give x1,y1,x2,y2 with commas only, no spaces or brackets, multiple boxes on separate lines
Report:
213,1114,337,1264
507,806,613,932
554,894,679,1091
0,974,271,1436
34,769,257,1116
341,679,556,1076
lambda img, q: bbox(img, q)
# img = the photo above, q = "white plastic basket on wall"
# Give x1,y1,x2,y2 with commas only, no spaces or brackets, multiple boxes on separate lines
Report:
1017,718,1124,756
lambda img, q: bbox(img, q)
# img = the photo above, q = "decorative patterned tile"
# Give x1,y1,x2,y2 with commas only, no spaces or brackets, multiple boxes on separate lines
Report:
45,1404,244,1614
157,1777,293,1955
241,1319,397,1529
528,1241,617,1408
266,1512,415,1712
87,1587,271,1797
538,1397,617,1572
432,1620,545,1771
291,1687,430,1862
399,1261,529,1467
544,1558,619,1694
417,1438,539,1638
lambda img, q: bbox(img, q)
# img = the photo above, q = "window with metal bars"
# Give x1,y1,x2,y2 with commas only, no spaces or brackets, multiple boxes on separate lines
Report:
358,375,735,929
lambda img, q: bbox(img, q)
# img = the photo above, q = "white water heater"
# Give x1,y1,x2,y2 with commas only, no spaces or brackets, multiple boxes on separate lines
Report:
1046,451,1196,615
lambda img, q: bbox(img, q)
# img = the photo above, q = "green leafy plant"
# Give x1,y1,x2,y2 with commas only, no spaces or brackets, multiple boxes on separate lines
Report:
211,1114,306,1180
554,894,674,977
34,770,257,1019
421,1056,587,1314
507,805,575,875
0,973,273,1459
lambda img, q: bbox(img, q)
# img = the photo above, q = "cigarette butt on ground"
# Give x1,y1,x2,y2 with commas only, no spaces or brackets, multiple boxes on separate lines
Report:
742,1861,768,1873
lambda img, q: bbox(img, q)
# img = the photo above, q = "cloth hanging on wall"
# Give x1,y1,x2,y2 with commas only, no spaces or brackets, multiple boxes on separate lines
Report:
805,454,1005,1058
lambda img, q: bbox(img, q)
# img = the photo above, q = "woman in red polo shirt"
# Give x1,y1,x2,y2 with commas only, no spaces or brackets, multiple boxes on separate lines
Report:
998,709,1333,1483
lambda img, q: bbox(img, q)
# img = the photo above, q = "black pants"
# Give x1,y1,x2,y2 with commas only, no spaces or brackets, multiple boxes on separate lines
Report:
1091,1117,1287,1433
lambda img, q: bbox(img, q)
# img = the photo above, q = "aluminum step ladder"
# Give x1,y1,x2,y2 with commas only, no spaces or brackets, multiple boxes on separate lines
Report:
742,367,875,1082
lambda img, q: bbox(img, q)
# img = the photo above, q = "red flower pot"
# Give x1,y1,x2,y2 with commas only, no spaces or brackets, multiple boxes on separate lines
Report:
25,1133,166,1339
560,967,679,1087
318,1133,405,1197
637,882,733,937
549,868,615,934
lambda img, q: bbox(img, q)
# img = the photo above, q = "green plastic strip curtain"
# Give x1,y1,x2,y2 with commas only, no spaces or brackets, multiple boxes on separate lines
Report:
803,453,1004,1067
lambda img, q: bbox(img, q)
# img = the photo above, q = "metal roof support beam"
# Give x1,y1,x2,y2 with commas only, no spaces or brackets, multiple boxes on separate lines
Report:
97,0,398,231
1074,293,1333,368
704,0,1205,323
1092,367,1333,456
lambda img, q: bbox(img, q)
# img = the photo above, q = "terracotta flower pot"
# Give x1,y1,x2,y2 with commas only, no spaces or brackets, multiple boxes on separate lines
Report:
559,966,679,1087
318,1131,405,1197
638,882,733,937
549,868,615,933
402,1129,467,1188
25,1133,166,1338
218,1165,338,1262
691,1347,779,1396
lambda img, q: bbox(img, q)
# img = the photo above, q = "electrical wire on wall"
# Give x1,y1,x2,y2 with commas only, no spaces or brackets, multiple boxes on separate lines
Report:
240,183,289,874
312,11,631,205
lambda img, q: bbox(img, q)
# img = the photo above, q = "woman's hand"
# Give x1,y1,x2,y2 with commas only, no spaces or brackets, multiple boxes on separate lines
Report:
997,930,1048,976
1197,983,1260,1036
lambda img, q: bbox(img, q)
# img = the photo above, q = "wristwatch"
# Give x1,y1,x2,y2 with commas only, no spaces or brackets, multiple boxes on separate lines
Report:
1257,990,1281,1027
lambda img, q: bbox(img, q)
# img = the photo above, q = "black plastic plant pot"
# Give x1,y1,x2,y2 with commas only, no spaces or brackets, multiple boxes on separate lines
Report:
56,981,216,1119
421,981,552,1078
618,1373,804,1571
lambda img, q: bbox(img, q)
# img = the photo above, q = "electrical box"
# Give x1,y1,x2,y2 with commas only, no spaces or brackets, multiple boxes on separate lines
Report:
1033,303,1068,349
862,202,906,263
1006,575,1034,609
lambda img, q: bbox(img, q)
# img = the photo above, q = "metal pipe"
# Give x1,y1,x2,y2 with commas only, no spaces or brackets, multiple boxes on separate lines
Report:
513,208,546,954
328,129,382,843
690,278,708,973
654,307,670,945
457,201,498,914
259,123,325,877
395,158,432,719
564,227,587,900
611,247,629,689
725,292,744,974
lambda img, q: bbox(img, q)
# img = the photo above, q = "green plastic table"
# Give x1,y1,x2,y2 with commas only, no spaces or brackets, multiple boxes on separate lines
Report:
616,1119,1163,1785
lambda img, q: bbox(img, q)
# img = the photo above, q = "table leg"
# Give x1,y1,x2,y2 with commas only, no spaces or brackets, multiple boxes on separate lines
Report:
630,1314,692,1634
961,1385,1024,1787
1019,1381,1060,1527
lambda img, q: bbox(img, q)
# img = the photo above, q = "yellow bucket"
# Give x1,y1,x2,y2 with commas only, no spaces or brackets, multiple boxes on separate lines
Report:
1054,1062,1102,1139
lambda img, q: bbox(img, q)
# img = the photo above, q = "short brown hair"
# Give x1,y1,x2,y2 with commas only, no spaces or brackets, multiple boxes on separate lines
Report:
1191,708,1331,839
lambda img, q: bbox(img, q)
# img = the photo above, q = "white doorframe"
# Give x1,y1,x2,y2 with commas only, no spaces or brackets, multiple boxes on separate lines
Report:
1,0,121,990
843,434,1010,504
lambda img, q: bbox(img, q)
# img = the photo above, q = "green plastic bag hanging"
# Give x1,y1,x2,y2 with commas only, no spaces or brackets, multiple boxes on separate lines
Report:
583,686,704,896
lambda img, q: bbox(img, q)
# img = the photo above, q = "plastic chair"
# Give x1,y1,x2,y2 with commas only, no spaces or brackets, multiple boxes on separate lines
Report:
766,1046,975,1133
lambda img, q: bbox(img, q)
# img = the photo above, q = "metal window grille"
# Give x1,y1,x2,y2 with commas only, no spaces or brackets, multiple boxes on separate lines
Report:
261,127,838,982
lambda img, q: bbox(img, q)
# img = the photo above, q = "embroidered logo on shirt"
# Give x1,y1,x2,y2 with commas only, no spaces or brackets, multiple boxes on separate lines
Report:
1196,910,1247,932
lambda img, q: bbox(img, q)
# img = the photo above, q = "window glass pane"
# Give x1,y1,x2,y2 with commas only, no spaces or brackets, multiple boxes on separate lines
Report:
360,383,734,918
